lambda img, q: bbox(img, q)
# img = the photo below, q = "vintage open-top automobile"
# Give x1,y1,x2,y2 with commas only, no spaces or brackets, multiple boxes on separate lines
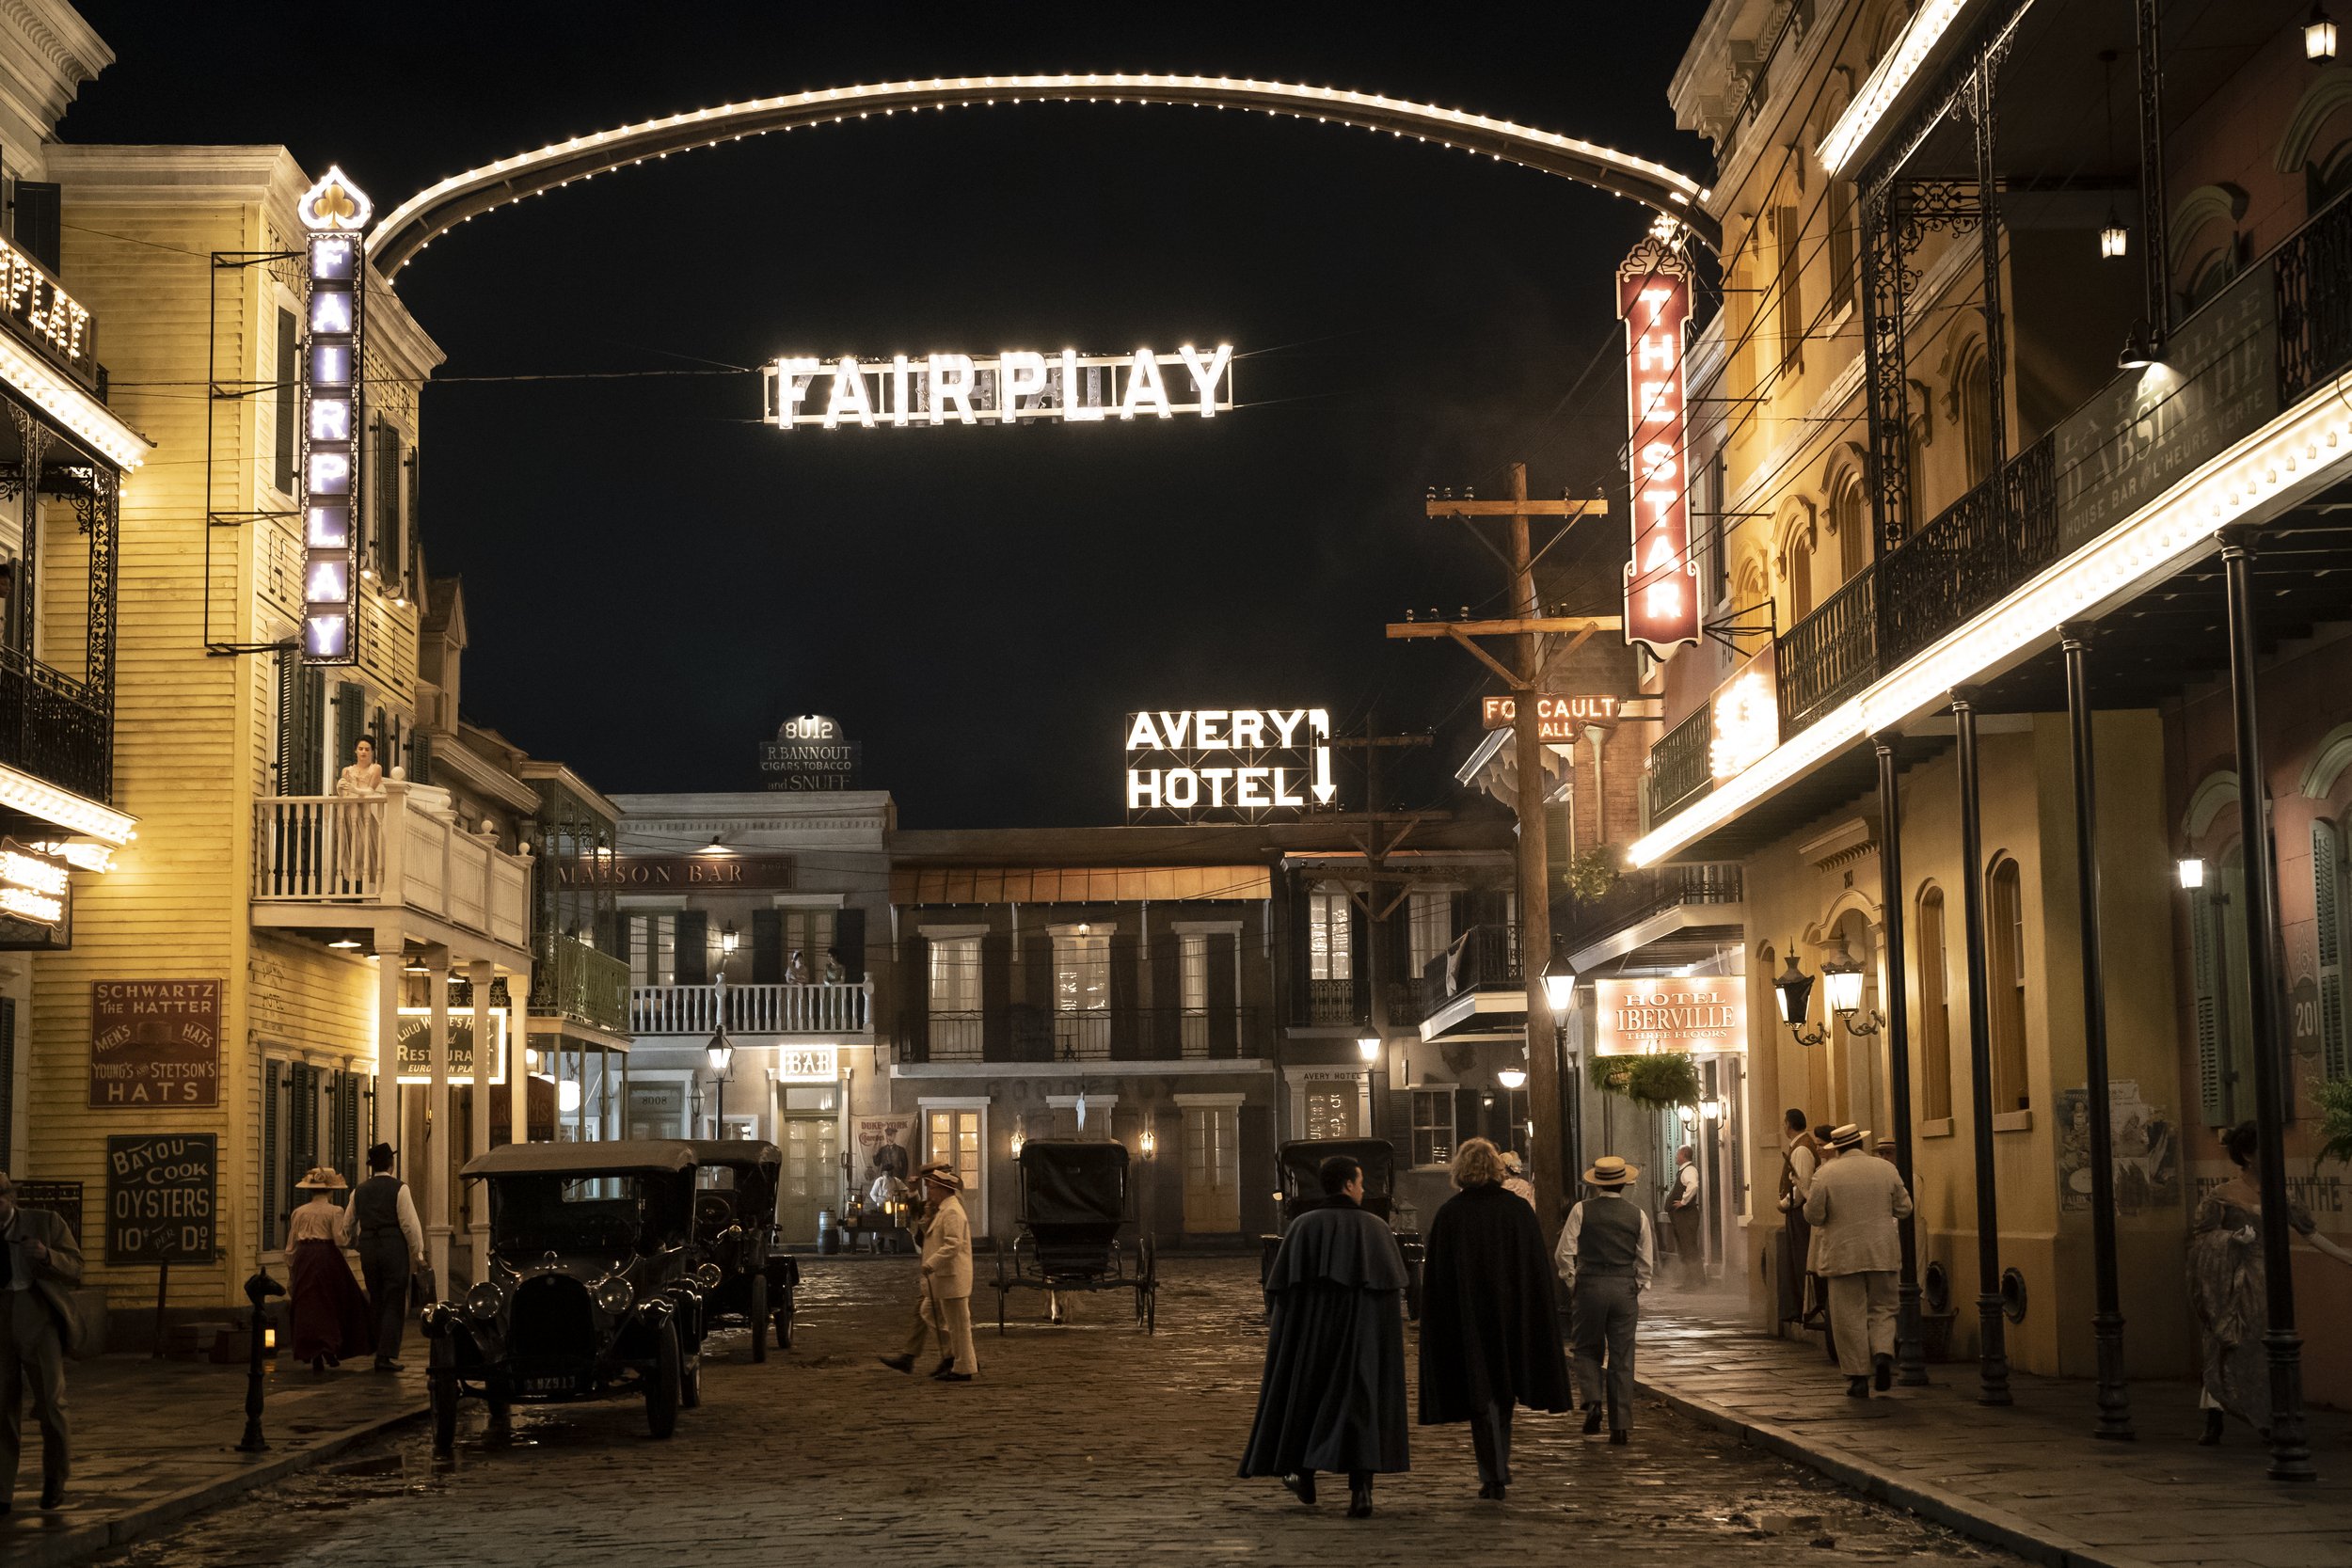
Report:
423,1139,717,1449
683,1139,800,1358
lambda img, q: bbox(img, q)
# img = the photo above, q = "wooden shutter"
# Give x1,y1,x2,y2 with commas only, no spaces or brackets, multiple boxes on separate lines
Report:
274,307,299,495
1207,931,1239,1057
13,181,59,271
332,1071,360,1188
1349,892,1372,1023
0,997,13,1172
609,909,631,965
2319,821,2348,1082
751,908,784,983
410,730,434,787
334,682,364,778
262,1059,282,1250
1774,203,1804,373
1151,920,1180,1059
406,445,422,590
273,649,299,794
296,669,327,794
1284,879,1311,1024
2191,884,2228,1126
835,907,866,979
982,928,1015,1061
675,910,708,986
373,422,405,586
1109,929,1141,1059
290,1062,318,1187
902,930,930,1062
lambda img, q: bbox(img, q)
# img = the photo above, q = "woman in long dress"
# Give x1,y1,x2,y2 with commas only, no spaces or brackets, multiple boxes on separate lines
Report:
2188,1120,2352,1443
334,737,385,890
287,1167,373,1374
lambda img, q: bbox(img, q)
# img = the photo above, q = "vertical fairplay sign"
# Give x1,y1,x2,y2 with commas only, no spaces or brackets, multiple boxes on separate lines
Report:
1617,229,1698,659
296,166,372,665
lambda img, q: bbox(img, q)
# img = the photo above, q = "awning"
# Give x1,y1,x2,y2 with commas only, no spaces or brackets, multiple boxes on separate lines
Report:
0,760,135,845
891,863,1272,906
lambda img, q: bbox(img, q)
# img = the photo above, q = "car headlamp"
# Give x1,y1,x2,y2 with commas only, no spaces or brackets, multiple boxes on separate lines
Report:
593,1275,633,1315
466,1282,503,1321
693,1262,723,1291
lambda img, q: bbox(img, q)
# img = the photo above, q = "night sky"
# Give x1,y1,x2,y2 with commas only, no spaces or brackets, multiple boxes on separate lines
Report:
66,1,1711,827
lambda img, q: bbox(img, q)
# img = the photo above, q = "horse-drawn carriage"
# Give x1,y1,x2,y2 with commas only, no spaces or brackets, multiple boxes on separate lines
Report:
683,1140,800,1355
1262,1137,1426,1320
991,1140,1157,1335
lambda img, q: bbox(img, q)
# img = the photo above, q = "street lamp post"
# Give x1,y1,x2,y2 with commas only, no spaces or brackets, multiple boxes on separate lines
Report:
707,1031,735,1133
1542,960,1579,1201
1357,1034,1381,1140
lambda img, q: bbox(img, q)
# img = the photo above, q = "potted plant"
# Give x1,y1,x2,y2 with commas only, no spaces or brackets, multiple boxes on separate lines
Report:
1586,1050,1701,1111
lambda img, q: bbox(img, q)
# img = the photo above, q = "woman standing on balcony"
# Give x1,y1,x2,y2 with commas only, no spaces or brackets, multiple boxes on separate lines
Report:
334,737,386,891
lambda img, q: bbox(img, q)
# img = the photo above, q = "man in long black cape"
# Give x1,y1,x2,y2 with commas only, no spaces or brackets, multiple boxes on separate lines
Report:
1416,1137,1576,1499
1239,1153,1410,1519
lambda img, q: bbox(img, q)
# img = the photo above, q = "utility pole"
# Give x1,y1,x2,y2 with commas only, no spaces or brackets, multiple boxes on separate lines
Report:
1393,464,1612,1237
1330,714,1435,1145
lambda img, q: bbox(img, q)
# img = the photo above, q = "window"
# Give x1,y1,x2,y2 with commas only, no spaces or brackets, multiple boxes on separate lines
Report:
926,1107,982,1203
1407,891,1451,972
1916,884,1953,1122
1179,933,1210,1054
1828,180,1858,308
1182,1104,1241,1233
1774,204,1805,376
1309,886,1353,981
1987,859,2029,1112
1832,471,1868,582
2316,821,2348,1082
1786,529,1815,625
628,913,676,987
928,935,980,1013
1957,342,1994,487
784,907,835,973
1052,928,1109,1010
1412,1087,1456,1167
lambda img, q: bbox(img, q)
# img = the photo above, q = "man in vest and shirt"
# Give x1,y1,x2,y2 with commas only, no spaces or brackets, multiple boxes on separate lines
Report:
1555,1154,1653,1445
1777,1109,1824,1327
880,1164,977,1381
0,1170,82,1513
352,1144,425,1372
1803,1123,1914,1397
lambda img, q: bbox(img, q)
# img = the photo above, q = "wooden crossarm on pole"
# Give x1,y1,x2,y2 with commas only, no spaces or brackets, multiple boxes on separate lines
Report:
1384,616,1621,640
1422,499,1611,519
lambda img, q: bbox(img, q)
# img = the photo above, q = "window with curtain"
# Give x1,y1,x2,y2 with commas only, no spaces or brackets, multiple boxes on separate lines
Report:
1052,928,1109,1011
2316,821,2348,1082
928,936,981,1013
1309,887,1354,981
926,1107,982,1200
1407,891,1450,972
628,913,675,987
1179,933,1208,1012
1987,860,2030,1112
1916,884,1953,1122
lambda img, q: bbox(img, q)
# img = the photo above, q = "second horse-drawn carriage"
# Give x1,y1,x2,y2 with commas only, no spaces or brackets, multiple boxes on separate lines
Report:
991,1140,1157,1335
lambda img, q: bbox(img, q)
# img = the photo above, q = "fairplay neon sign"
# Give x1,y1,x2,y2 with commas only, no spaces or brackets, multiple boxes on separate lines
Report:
764,345,1233,428
1125,707,1331,824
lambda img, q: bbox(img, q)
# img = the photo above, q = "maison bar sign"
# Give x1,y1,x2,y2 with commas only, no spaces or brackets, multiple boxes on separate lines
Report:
765,345,1233,428
555,853,796,890
760,715,861,792
1125,707,1332,824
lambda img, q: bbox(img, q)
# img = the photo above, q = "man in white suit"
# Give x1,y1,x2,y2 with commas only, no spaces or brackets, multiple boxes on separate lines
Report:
879,1164,978,1382
1803,1124,1913,1398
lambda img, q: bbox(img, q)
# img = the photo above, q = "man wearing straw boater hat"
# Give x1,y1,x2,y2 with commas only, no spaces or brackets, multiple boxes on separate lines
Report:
879,1163,977,1382
1554,1154,1653,1445
1804,1123,1914,1397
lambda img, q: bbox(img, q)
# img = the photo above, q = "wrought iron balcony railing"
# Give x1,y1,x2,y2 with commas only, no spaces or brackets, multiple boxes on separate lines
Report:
530,932,630,1037
1303,975,1363,1027
1647,702,1712,823
631,979,873,1037
1558,862,1744,956
1422,922,1520,1000
896,1005,1266,1065
0,644,108,805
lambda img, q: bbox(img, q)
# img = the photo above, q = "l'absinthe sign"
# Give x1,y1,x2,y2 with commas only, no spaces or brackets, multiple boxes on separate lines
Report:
1618,230,1699,659
766,345,1232,428
1126,707,1332,824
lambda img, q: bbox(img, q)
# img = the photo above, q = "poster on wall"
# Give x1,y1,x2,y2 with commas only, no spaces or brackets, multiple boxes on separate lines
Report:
104,1133,216,1263
854,1115,916,1180
89,980,221,1108
2056,1079,2179,1215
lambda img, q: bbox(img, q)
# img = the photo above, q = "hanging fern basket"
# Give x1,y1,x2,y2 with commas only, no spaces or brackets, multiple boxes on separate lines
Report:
1587,1050,1702,1111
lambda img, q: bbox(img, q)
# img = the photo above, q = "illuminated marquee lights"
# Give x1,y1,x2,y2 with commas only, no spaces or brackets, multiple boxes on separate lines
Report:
296,166,373,666
1619,230,1699,658
0,841,70,927
1819,0,1972,175
29,838,114,873
764,345,1233,428
1125,707,1332,823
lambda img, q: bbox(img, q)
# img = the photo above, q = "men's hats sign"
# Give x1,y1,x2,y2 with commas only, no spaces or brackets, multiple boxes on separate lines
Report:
105,1133,216,1263
760,715,861,792
89,980,221,1108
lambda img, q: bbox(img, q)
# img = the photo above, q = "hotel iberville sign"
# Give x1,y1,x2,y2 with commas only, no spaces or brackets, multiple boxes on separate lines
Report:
90,980,222,1108
1591,976,1745,1057
1125,707,1333,825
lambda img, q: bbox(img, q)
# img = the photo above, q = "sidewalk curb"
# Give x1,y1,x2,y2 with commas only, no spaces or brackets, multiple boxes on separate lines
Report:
1638,1376,2161,1568
6,1398,427,1568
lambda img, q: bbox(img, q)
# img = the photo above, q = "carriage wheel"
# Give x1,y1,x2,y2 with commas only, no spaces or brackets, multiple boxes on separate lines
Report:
1146,1283,1157,1335
749,1274,771,1364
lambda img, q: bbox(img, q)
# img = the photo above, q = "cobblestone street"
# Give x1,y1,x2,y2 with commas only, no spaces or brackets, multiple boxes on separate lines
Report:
108,1257,2018,1567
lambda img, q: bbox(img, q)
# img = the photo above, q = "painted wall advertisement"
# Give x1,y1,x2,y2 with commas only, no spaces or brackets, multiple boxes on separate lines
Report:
2056,1079,2180,1215
104,1132,216,1263
1591,975,1746,1055
89,979,221,1108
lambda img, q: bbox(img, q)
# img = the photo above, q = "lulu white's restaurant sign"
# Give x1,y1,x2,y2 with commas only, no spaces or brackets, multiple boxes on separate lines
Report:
1480,694,1622,741
764,345,1233,428
1709,645,1778,782
1592,976,1746,1056
297,166,372,665
1617,231,1699,658
1125,707,1331,824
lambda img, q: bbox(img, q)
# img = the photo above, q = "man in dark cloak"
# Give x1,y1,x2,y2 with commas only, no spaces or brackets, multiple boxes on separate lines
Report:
1239,1153,1409,1519
1417,1137,1575,1498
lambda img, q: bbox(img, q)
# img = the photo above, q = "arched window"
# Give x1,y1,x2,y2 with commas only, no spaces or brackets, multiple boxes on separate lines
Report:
1830,469,1868,582
1786,528,1815,625
2316,820,2348,1082
1955,341,1994,487
2312,139,2352,212
1986,859,2029,1113
1915,882,1953,1123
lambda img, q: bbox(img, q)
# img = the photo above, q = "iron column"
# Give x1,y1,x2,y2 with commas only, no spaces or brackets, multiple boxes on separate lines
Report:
1874,733,1928,1386
1951,688,2011,1404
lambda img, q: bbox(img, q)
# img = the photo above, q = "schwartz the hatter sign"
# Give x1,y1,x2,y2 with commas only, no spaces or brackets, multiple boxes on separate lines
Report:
89,980,221,1108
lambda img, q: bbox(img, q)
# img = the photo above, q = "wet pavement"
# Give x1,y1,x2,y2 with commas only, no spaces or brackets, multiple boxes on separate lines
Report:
107,1257,2023,1567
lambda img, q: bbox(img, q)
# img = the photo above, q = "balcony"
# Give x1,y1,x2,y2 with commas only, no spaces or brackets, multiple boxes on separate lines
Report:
530,931,630,1037
1561,862,1745,973
252,782,530,954
1416,923,1526,1045
1299,975,1366,1029
631,979,873,1038
897,1006,1266,1066
0,644,109,806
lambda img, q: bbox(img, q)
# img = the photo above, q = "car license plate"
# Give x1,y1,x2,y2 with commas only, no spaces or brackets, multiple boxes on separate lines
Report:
520,1375,574,1394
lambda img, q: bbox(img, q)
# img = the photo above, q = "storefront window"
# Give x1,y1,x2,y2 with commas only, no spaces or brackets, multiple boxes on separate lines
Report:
1411,1087,1455,1167
628,912,675,987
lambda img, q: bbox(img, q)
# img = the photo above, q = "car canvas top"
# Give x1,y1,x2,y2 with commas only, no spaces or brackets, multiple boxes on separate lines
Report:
461,1138,701,1180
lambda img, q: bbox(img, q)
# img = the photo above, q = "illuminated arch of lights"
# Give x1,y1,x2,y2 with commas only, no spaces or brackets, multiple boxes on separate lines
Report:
367,72,1715,275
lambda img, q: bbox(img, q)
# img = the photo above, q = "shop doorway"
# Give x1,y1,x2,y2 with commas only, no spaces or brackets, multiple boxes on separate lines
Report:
1182,1102,1241,1233
777,1085,840,1243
